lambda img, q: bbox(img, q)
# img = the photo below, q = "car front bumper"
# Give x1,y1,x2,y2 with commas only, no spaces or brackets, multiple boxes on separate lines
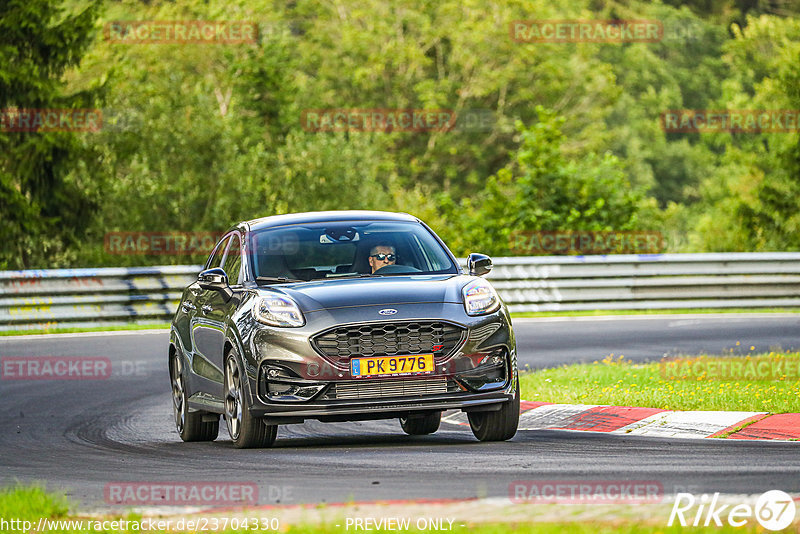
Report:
250,387,515,423
241,303,518,423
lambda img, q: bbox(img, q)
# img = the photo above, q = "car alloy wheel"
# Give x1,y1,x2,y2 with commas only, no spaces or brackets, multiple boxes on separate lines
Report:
171,352,218,442
172,356,186,434
224,357,243,440
224,349,278,448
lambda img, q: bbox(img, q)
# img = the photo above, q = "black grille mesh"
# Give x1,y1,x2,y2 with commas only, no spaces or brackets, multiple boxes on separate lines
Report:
312,321,464,363
322,377,461,400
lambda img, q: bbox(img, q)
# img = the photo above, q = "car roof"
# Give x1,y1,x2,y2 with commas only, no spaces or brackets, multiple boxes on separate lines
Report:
243,210,420,232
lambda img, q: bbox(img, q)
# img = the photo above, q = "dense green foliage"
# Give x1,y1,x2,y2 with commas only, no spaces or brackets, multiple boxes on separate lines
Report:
1,0,799,268
0,0,104,269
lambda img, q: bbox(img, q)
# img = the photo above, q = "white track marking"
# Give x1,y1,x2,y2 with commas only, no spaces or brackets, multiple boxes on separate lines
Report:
0,329,168,341
613,410,767,439
441,411,469,426
518,404,601,430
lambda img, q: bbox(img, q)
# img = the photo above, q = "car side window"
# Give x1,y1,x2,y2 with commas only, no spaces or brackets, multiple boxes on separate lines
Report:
222,234,242,285
412,234,451,271
207,236,230,270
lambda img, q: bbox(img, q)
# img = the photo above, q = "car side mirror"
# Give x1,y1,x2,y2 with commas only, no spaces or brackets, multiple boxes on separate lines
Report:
467,253,493,277
198,267,232,300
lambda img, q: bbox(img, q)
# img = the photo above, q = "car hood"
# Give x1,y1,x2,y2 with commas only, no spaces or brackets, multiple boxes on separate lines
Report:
260,274,475,312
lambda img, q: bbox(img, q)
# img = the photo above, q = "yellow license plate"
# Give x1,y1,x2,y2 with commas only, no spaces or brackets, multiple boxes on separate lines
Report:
350,354,434,378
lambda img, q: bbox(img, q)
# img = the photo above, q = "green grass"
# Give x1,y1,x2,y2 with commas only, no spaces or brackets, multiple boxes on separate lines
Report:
0,323,169,336
511,307,800,318
434,525,768,533
0,486,774,533
0,485,69,521
519,351,800,412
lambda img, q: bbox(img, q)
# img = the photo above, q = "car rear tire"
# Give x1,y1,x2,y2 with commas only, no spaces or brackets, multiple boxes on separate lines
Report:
224,350,277,449
399,412,441,435
171,353,219,442
467,378,520,442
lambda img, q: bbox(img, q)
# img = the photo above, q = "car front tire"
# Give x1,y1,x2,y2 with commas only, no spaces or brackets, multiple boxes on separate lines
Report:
467,378,520,442
171,353,219,442
224,349,277,448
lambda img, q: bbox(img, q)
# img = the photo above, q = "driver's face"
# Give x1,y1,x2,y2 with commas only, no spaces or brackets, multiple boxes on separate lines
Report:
369,246,396,273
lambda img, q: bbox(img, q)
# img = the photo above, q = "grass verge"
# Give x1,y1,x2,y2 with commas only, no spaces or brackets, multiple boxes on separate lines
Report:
0,486,68,522
519,351,800,412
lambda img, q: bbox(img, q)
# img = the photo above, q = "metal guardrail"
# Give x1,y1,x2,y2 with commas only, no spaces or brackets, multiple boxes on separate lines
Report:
0,266,199,331
1,253,800,331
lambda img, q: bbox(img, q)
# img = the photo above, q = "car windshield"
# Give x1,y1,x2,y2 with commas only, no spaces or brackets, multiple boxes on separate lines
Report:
248,221,458,281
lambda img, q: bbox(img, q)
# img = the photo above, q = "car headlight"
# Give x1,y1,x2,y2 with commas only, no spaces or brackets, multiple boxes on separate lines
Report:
462,278,501,316
254,295,305,327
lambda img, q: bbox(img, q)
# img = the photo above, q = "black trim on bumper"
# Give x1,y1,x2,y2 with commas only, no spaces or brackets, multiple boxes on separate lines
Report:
248,389,514,420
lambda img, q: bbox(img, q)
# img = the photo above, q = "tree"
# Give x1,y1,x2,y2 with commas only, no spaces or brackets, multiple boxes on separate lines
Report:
0,0,103,269
435,107,643,256
688,15,800,251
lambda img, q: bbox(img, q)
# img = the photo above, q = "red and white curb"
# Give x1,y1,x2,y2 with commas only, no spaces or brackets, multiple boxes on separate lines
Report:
442,402,800,441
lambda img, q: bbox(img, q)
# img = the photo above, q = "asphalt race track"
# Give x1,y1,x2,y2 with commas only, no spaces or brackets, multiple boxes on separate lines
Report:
513,313,800,369
1,314,799,509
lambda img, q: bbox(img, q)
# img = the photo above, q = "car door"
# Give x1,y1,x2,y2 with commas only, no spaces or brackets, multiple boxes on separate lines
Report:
189,235,230,389
193,232,243,398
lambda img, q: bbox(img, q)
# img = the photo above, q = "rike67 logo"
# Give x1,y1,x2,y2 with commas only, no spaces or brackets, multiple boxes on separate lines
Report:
669,490,796,531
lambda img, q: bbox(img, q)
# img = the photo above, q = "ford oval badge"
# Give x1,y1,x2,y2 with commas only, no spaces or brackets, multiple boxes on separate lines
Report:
378,308,398,316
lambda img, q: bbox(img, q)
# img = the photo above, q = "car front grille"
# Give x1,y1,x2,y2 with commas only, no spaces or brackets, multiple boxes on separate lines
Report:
322,377,460,400
311,321,465,364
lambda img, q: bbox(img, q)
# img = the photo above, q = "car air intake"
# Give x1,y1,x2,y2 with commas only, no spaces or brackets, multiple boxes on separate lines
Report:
322,377,459,400
311,321,465,365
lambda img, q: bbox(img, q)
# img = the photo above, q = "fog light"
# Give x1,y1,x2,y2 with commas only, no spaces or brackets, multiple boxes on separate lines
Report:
260,364,326,402
267,382,326,401
456,351,508,392
479,353,505,367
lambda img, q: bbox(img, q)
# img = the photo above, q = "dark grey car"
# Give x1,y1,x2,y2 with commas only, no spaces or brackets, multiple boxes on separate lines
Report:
169,211,519,448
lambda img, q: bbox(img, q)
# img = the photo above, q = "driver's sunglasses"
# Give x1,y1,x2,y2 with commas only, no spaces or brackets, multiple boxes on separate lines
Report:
370,253,396,262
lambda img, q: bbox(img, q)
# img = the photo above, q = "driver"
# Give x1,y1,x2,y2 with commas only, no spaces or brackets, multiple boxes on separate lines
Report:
368,244,396,273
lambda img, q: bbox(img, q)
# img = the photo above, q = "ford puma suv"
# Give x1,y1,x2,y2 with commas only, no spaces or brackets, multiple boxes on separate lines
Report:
169,211,519,448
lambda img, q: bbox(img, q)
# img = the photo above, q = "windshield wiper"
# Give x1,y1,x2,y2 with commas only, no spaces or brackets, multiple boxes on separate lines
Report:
326,272,383,278
256,276,304,284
